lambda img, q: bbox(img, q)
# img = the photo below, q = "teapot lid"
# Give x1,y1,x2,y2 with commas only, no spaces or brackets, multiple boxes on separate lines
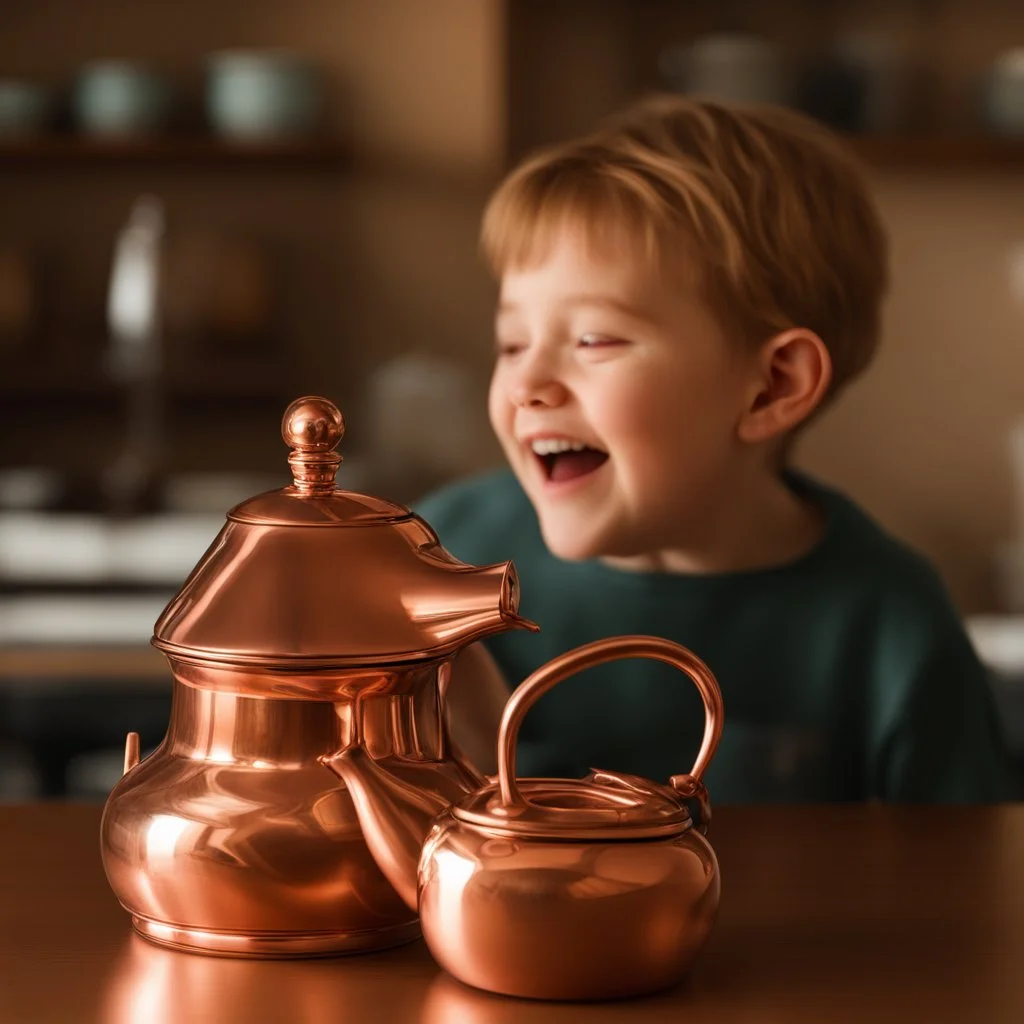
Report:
451,769,694,841
152,396,532,668
227,395,408,526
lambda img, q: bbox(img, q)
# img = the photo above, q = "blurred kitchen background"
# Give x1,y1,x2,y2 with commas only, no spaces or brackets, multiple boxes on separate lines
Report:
1,0,1023,802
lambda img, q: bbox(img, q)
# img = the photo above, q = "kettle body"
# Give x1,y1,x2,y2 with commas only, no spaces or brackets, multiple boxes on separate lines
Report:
418,807,719,1000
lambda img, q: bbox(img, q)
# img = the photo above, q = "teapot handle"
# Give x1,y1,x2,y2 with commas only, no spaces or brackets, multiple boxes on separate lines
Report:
497,636,724,821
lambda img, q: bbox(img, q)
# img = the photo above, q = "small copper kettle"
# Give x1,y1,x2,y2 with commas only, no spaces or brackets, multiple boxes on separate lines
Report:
100,396,538,958
321,634,725,1001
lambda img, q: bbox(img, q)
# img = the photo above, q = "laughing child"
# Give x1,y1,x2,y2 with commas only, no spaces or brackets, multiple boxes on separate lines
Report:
416,96,1010,802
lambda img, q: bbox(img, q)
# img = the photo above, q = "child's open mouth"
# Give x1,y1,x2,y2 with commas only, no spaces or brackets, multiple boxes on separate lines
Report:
530,438,609,484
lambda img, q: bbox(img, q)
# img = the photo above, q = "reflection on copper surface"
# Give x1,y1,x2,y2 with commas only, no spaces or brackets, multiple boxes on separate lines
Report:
418,972,687,1024
98,934,440,1024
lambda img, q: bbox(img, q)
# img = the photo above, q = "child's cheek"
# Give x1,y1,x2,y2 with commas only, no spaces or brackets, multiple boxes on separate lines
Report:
486,379,509,439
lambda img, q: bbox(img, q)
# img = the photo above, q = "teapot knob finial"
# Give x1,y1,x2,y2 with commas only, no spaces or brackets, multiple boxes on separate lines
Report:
282,396,345,494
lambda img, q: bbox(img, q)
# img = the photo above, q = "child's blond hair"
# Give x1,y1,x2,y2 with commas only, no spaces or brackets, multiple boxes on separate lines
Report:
481,95,889,406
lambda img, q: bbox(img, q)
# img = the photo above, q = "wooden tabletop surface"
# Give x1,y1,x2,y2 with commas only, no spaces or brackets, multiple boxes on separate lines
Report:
1,803,1022,1024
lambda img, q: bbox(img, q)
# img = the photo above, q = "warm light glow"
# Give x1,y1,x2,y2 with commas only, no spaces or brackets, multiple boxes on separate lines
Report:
145,815,190,861
430,847,476,947
434,847,475,888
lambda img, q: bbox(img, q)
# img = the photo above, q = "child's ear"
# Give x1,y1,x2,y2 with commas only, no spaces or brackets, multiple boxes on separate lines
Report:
737,328,832,444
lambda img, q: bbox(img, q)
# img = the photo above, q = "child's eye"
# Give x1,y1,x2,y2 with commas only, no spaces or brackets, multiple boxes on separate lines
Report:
578,333,625,348
495,339,525,357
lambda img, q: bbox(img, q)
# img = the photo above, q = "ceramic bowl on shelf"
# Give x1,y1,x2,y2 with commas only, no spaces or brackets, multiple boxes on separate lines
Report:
72,61,174,137
205,50,322,140
659,33,789,107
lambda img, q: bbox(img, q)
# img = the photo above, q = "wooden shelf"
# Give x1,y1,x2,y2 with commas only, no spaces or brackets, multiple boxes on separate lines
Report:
846,135,1024,170
0,357,293,402
0,135,348,169
0,645,168,685
9,132,1019,174
3,132,1017,176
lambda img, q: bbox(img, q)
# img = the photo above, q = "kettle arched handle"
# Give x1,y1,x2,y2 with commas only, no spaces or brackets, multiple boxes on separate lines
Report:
497,636,724,824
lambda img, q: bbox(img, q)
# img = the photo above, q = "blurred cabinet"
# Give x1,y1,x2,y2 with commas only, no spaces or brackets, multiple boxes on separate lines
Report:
5,0,1020,488
0,0,503,488
502,0,1024,167
0,138,350,478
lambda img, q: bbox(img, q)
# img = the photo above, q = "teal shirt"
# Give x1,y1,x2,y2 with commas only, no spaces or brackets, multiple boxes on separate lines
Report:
416,469,1011,803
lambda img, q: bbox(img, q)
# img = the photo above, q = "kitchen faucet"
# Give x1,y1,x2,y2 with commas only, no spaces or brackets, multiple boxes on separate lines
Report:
101,195,166,516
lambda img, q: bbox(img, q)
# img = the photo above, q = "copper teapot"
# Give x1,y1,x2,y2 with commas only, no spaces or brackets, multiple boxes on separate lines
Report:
322,634,724,1001
100,396,538,957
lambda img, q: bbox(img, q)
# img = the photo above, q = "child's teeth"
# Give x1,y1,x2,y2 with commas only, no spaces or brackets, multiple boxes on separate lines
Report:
531,439,588,455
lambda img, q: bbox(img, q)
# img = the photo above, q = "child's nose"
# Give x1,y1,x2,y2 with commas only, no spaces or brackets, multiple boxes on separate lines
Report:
506,347,569,407
509,375,568,408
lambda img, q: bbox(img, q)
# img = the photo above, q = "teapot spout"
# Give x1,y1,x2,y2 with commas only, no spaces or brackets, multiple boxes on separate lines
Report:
408,560,539,651
123,732,140,775
320,746,454,911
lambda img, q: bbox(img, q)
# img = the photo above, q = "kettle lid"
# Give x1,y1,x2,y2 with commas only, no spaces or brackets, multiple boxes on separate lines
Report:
152,396,528,668
451,769,693,841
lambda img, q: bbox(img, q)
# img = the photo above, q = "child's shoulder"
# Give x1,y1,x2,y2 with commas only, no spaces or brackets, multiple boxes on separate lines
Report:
413,469,538,563
799,474,964,639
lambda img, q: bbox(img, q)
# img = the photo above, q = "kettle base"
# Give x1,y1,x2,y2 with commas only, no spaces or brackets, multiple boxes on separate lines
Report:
131,914,421,959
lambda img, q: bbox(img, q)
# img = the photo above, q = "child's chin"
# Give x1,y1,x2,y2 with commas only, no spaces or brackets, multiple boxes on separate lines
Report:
540,523,600,563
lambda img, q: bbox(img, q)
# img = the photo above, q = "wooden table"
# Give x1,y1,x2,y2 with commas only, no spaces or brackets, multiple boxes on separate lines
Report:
2,804,1022,1024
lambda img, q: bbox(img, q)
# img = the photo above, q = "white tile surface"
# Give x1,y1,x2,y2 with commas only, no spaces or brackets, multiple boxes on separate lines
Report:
0,595,171,644
0,513,223,584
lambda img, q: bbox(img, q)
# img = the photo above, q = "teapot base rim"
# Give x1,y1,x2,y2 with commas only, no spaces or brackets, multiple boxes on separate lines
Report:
130,913,421,959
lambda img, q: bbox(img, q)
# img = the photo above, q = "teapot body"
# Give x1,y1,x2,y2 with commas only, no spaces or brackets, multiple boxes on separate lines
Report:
101,657,472,957
417,809,720,1000
98,396,538,958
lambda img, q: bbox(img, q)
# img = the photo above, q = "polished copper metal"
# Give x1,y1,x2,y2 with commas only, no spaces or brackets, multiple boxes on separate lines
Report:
324,635,725,1000
100,396,538,957
99,933,439,1024
152,396,535,668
